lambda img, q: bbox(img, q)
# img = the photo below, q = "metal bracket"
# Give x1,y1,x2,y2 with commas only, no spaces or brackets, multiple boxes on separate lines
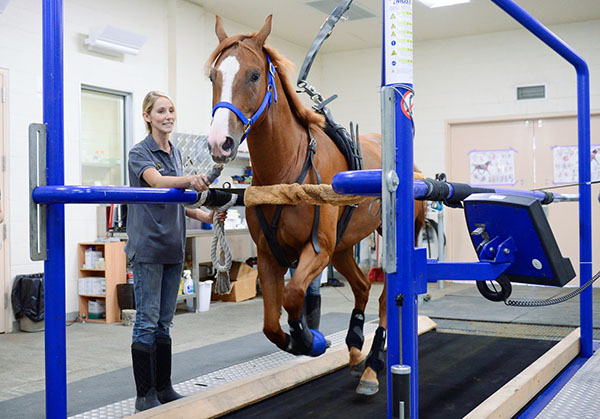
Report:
29,123,47,261
381,87,397,273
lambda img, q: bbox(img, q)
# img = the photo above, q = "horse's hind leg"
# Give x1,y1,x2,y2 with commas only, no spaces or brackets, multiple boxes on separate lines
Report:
331,248,371,370
355,279,387,396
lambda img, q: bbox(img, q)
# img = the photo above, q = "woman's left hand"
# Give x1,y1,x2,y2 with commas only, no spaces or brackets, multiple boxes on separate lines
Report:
204,209,227,223
216,210,227,223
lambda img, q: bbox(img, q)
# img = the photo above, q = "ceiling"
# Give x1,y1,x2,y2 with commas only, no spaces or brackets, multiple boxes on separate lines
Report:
191,0,600,52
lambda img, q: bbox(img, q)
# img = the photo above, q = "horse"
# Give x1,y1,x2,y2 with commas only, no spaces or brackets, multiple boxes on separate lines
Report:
205,15,426,395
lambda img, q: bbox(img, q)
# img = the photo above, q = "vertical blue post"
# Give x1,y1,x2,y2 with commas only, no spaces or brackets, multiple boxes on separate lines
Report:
43,0,67,417
490,0,593,357
382,0,417,417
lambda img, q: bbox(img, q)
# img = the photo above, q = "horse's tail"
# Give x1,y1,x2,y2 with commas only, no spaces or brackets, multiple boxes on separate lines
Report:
414,199,427,244
413,166,427,243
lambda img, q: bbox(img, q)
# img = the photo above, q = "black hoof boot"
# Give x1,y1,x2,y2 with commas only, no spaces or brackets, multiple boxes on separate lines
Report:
156,337,184,403
288,317,327,357
131,343,161,412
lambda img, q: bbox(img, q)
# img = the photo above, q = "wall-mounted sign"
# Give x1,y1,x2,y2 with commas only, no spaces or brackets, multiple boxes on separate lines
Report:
552,145,600,184
469,148,517,186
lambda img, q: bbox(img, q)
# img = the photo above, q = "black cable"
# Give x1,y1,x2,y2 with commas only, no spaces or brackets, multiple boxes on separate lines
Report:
504,269,600,307
531,180,600,191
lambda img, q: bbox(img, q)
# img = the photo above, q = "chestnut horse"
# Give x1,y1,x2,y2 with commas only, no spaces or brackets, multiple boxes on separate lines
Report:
206,15,425,394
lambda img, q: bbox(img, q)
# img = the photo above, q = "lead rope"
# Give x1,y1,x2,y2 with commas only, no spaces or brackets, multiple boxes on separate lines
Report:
211,194,238,294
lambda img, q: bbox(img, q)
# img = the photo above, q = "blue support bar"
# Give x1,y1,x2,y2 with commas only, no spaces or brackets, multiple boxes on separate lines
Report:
42,1,66,418
491,0,592,357
33,185,199,205
385,85,418,419
332,171,574,203
426,261,511,282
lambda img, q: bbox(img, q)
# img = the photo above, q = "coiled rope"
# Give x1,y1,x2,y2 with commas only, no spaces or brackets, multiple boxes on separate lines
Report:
209,194,239,294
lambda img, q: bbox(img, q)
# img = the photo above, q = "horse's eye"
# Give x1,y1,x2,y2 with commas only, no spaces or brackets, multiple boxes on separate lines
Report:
250,72,260,83
209,74,214,83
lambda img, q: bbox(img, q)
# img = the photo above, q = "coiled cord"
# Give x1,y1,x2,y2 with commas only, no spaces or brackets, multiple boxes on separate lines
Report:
504,270,600,307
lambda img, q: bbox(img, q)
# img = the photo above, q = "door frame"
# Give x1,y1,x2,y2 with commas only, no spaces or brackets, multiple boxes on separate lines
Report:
0,67,9,333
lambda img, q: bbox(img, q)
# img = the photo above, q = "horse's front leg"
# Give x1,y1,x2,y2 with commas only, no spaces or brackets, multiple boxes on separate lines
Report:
282,243,331,357
257,250,289,351
356,278,387,396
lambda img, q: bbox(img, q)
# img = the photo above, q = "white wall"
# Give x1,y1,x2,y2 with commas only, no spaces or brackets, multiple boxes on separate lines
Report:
0,0,319,327
320,20,600,177
3,0,597,328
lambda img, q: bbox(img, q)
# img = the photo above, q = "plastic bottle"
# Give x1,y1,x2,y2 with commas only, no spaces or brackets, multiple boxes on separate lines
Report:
183,270,194,294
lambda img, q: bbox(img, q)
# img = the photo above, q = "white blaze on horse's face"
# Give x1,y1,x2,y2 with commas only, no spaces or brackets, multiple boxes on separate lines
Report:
208,55,242,163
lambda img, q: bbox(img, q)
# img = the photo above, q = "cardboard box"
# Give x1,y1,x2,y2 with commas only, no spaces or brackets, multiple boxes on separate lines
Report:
212,261,257,302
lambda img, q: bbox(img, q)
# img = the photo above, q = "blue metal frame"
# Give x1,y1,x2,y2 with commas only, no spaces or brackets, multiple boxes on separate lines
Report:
33,185,199,204
332,170,574,203
490,0,593,358
43,1,66,417
37,0,592,417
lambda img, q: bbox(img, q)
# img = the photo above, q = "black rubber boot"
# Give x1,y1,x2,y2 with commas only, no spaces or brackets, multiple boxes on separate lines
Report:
131,343,161,412
156,337,184,404
303,295,321,330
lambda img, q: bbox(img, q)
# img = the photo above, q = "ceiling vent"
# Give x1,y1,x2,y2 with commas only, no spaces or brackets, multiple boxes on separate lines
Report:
84,26,148,57
306,0,376,20
516,84,546,101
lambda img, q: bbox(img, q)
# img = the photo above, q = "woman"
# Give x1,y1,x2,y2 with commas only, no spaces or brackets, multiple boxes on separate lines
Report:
126,91,225,412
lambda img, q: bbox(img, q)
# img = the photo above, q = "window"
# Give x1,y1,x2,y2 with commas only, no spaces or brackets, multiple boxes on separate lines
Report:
80,86,130,186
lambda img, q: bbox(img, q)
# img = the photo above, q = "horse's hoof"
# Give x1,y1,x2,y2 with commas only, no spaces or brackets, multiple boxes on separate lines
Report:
349,357,366,378
326,339,332,348
355,379,379,396
309,329,327,357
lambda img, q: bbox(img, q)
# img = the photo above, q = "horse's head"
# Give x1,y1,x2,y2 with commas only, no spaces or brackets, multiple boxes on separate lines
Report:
206,15,273,163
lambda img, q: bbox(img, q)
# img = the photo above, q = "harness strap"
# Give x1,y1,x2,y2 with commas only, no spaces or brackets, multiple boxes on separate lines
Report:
255,205,296,268
306,129,322,255
255,127,321,268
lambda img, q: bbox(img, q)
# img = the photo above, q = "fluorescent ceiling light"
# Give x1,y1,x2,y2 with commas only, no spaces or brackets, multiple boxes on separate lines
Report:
418,0,471,8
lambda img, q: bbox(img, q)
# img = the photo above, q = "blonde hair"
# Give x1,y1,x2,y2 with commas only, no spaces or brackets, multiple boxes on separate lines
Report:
142,91,176,133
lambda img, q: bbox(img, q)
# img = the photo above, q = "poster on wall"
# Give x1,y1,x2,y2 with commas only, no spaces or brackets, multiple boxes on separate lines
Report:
469,148,516,186
552,145,600,184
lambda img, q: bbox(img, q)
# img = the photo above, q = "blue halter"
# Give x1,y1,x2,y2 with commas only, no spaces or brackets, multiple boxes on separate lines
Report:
211,55,278,143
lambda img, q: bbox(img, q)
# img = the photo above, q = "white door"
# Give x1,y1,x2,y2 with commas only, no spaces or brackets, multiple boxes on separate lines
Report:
0,70,7,333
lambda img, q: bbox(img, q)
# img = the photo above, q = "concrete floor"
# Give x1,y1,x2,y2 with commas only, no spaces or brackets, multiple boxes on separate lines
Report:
0,279,467,406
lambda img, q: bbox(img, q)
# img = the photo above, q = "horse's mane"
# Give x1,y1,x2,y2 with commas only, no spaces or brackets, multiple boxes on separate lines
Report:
206,34,325,129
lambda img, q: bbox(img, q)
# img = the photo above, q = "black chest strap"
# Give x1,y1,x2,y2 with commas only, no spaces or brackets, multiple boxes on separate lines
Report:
255,128,321,268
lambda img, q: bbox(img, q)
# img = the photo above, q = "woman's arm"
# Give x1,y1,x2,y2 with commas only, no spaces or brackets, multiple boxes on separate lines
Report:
185,208,228,223
185,208,213,223
142,167,210,191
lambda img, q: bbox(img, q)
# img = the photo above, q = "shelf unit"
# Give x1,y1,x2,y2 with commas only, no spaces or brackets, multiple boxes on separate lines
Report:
78,241,126,323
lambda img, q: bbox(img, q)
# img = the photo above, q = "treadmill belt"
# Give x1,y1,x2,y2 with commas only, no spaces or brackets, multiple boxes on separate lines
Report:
225,331,557,419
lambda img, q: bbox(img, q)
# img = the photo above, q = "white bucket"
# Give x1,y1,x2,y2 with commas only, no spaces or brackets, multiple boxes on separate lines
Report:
197,280,213,312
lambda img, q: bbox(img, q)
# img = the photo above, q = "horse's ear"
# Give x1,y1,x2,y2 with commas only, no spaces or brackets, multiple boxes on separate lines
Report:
215,15,228,42
254,15,272,47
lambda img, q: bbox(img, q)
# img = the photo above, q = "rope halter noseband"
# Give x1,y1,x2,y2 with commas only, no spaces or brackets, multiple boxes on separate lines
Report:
211,54,278,143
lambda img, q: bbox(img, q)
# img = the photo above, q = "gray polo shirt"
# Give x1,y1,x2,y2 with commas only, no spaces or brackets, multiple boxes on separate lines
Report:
124,134,186,264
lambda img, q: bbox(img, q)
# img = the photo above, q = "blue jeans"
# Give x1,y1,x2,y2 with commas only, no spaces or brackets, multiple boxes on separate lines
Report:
131,261,183,346
289,268,321,296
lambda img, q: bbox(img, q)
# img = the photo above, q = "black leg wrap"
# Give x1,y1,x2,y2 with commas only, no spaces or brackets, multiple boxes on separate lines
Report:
277,333,295,353
288,316,314,355
345,308,365,351
365,326,387,374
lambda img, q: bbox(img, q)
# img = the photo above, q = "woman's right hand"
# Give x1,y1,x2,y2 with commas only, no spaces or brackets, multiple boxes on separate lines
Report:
190,173,210,192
